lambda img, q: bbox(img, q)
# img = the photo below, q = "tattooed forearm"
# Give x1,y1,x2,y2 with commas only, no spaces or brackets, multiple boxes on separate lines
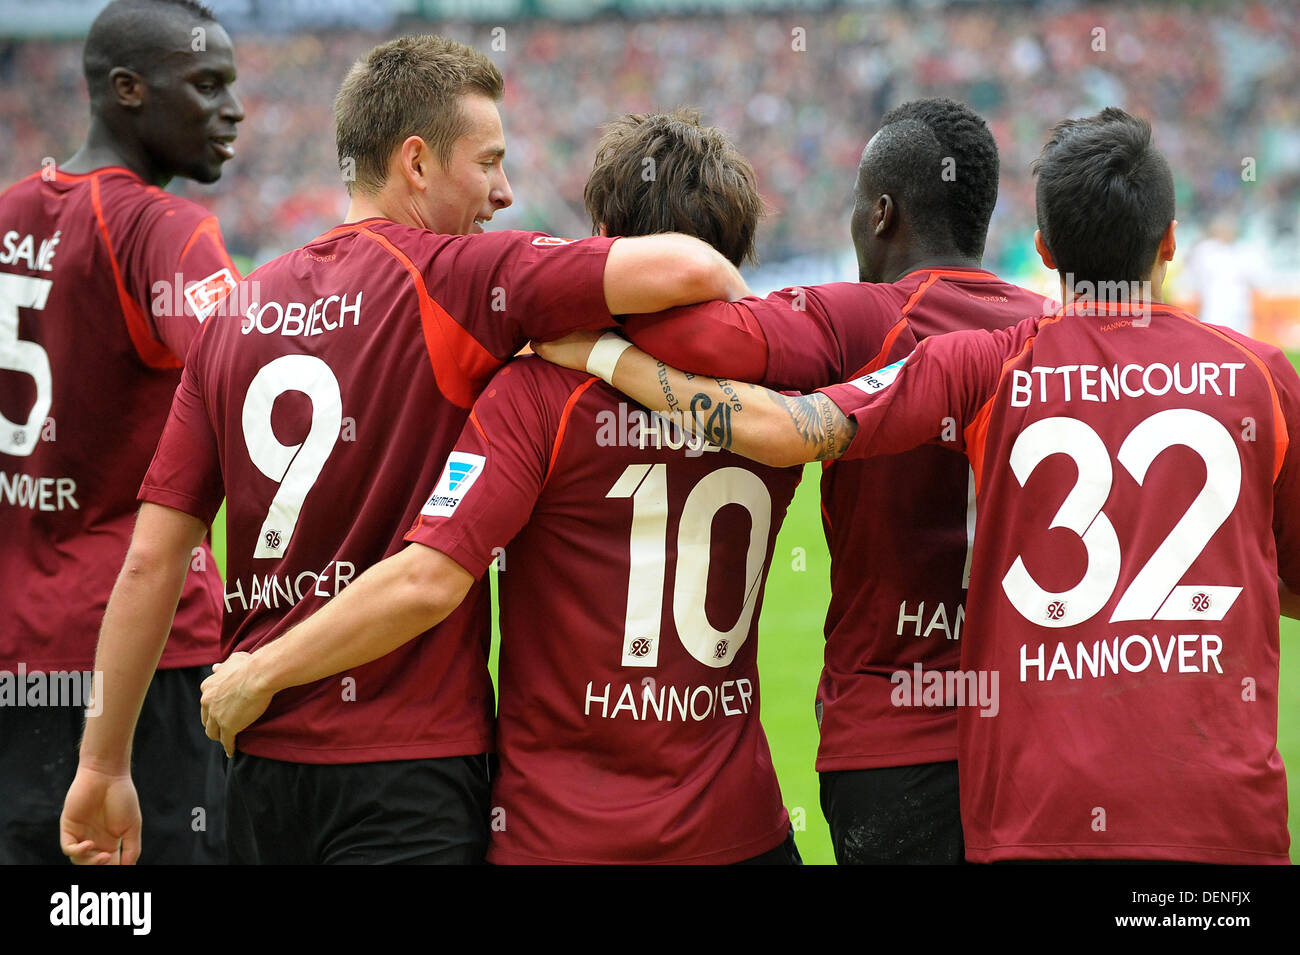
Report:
713,379,743,412
655,361,681,415
777,392,855,460
689,392,733,449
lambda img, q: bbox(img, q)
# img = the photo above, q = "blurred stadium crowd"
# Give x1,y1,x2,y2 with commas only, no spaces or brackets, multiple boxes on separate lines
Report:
2,1,1297,290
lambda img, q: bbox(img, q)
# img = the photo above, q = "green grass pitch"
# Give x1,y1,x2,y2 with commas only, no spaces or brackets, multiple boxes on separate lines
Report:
211,354,1300,865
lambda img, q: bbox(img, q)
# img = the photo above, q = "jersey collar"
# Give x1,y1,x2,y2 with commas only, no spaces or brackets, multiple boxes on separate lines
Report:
1058,299,1192,321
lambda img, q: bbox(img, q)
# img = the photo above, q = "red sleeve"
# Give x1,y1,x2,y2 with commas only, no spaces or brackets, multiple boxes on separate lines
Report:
122,196,240,364
819,326,1010,461
418,231,616,361
624,283,913,393
137,342,225,524
404,360,559,576
758,283,914,390
1267,352,1300,592
623,301,769,384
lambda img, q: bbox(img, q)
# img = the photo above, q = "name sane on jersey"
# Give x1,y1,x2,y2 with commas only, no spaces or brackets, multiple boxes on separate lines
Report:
0,230,59,271
240,291,363,338
1010,361,1247,406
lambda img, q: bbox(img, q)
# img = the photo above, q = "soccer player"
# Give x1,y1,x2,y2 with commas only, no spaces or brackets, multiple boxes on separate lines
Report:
62,40,747,865
537,107,1300,863
201,108,803,864
618,98,1050,863
1,0,242,865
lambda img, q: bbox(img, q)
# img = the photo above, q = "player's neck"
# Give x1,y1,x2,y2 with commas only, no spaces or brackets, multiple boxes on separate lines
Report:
880,252,984,284
61,121,169,187
344,186,424,229
1057,273,1167,310
343,192,389,225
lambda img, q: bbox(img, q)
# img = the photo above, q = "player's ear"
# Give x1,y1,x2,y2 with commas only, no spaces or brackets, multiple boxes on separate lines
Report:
1034,230,1056,270
1158,219,1177,263
397,135,430,190
874,194,895,237
108,67,145,110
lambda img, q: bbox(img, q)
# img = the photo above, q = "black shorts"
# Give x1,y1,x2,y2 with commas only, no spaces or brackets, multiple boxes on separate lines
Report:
0,664,227,865
226,750,491,864
820,761,964,864
734,828,803,865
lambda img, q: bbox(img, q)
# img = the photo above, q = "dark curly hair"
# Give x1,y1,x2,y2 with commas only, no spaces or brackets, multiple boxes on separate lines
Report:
857,97,1000,259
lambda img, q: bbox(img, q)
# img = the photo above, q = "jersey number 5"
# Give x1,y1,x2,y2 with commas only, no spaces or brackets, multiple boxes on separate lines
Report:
0,273,53,457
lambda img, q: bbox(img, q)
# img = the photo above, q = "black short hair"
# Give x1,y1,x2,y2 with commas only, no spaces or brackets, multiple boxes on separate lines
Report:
83,0,217,102
1032,107,1175,287
860,97,999,258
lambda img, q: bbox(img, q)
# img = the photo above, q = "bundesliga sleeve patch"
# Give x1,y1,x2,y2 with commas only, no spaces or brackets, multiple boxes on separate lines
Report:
420,452,486,517
185,268,237,322
846,356,908,395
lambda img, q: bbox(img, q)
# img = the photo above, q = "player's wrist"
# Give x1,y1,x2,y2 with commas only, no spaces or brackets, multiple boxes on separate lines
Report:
586,332,633,384
73,753,133,779
244,648,287,697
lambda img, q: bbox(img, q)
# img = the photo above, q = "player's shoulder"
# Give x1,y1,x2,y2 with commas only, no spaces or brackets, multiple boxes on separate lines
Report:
927,308,1040,357
1204,320,1300,396
914,269,1055,334
364,221,593,258
997,280,1058,318
93,169,210,223
0,171,47,206
83,171,218,260
801,280,903,312
479,354,597,407
469,356,599,449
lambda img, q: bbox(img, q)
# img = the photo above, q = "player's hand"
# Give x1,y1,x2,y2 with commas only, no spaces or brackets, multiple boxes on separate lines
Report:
531,329,606,372
200,651,271,758
60,766,142,865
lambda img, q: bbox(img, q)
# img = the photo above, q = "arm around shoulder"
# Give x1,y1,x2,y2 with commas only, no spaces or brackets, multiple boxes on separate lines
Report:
602,234,749,315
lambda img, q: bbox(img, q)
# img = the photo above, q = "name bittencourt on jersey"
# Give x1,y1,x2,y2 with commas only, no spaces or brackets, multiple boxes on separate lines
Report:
1009,360,1248,405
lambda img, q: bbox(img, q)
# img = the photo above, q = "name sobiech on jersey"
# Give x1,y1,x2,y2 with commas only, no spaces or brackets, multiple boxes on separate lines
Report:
239,291,363,337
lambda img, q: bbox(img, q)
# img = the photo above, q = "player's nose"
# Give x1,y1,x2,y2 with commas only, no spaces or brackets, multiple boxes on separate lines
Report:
492,167,513,211
220,89,245,125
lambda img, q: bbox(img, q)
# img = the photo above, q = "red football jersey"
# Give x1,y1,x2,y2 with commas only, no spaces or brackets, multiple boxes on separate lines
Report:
0,167,235,671
803,270,1051,770
406,357,800,864
629,270,1051,769
140,221,616,762
821,301,1300,863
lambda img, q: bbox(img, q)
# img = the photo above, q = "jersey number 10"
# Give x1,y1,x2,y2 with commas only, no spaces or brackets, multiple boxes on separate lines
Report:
607,463,773,669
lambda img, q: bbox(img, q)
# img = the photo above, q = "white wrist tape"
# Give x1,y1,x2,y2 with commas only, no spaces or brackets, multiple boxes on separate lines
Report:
586,332,633,383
